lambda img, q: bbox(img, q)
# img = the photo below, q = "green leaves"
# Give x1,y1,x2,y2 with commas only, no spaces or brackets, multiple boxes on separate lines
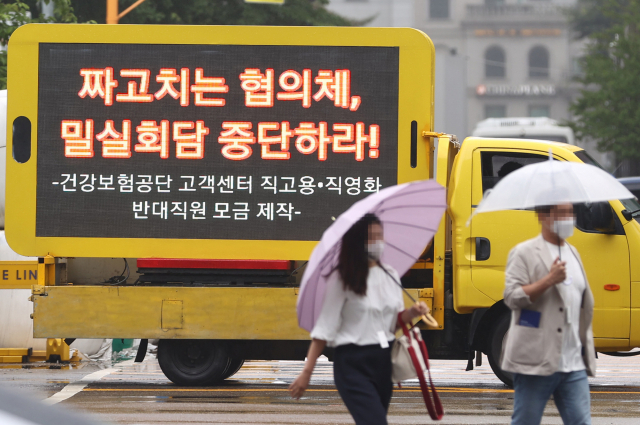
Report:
0,1,32,46
0,0,86,89
566,0,629,39
569,0,640,160
0,51,6,91
70,0,355,26
0,0,353,92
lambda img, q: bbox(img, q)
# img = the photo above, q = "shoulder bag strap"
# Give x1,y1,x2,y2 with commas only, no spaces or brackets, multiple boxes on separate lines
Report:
406,332,442,420
415,329,444,419
398,312,443,420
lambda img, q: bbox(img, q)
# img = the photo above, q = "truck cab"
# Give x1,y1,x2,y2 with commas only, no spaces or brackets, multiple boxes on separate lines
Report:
446,137,640,384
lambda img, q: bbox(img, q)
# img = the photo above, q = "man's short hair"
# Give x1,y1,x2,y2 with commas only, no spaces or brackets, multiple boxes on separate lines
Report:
534,205,553,215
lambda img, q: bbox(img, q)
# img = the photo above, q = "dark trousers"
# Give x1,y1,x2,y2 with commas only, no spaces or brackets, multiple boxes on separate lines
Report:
334,343,393,425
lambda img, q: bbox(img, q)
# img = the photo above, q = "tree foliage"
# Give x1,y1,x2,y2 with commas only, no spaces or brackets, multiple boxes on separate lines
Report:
1,1,354,89
0,0,81,89
71,0,355,26
566,0,628,39
568,0,640,160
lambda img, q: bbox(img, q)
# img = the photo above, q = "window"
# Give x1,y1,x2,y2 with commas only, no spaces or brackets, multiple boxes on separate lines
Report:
480,151,547,193
430,0,449,19
479,150,623,234
529,46,549,78
575,202,623,234
485,105,506,118
529,105,549,117
574,150,603,169
571,57,583,77
621,197,640,223
485,46,506,78
514,135,567,143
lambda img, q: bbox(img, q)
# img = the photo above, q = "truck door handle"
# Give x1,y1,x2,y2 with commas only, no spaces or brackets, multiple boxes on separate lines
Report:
476,237,491,261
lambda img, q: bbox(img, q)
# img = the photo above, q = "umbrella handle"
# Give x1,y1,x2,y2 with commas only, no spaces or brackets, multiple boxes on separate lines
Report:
421,313,439,328
375,260,440,328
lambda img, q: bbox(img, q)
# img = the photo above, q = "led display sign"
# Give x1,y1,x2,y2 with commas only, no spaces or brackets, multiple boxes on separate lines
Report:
37,43,398,240
6,25,434,259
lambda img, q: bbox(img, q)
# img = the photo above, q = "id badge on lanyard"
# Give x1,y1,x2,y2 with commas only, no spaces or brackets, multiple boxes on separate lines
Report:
377,330,389,348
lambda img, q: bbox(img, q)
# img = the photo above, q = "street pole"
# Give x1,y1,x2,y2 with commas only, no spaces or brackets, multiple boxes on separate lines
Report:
106,0,118,24
106,0,148,24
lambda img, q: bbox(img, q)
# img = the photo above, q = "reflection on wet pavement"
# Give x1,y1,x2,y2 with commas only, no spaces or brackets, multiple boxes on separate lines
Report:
2,353,640,424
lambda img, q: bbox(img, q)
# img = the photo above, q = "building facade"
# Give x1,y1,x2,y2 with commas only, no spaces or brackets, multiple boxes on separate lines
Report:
327,0,612,168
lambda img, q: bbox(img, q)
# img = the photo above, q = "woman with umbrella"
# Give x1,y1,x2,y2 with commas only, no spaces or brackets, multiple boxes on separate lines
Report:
289,213,430,424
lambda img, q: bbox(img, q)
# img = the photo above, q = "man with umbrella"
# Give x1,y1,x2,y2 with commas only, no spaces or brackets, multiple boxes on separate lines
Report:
501,202,595,425
473,154,635,425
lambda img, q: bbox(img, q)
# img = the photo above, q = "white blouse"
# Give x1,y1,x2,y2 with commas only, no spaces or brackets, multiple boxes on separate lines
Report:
310,265,405,347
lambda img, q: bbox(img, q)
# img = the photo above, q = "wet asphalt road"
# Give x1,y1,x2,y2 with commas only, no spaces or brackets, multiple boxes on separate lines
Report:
1,353,640,425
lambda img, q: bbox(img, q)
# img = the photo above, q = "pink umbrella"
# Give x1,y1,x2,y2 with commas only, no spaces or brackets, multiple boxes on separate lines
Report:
296,180,447,332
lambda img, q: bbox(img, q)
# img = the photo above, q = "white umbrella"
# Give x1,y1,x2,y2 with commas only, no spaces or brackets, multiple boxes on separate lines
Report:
472,156,635,260
475,158,634,215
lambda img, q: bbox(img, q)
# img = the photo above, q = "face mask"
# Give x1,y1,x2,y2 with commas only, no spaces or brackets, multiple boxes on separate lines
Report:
552,218,575,240
367,241,385,261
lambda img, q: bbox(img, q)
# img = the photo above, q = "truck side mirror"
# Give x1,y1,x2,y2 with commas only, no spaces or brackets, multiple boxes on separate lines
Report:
590,202,616,233
575,202,616,234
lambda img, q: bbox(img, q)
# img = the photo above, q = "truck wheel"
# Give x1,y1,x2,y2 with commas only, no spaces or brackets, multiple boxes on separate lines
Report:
158,339,230,386
487,313,514,387
222,358,245,379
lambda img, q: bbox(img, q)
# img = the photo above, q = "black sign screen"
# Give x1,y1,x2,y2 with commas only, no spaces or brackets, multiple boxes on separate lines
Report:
36,43,399,240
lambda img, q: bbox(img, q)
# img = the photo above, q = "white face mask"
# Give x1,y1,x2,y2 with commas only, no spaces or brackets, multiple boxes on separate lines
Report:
552,218,575,240
367,240,385,261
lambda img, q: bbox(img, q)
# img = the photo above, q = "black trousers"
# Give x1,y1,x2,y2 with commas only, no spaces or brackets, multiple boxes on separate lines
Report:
334,343,394,425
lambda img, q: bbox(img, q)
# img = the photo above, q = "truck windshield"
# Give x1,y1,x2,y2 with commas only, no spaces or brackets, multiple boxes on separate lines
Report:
574,150,604,169
573,150,640,222
621,198,640,223
515,135,568,144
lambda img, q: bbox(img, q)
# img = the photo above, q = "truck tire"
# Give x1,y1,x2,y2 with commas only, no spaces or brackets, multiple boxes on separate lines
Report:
158,339,230,386
222,358,245,379
487,313,514,387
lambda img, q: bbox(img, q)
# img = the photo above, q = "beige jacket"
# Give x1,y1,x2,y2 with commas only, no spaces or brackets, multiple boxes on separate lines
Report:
500,234,596,376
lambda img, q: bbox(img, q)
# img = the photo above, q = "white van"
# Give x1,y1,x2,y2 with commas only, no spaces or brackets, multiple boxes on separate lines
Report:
472,117,575,145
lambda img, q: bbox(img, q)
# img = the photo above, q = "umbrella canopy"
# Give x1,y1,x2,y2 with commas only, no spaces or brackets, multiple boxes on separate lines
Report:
296,180,447,332
0,384,105,425
475,158,634,215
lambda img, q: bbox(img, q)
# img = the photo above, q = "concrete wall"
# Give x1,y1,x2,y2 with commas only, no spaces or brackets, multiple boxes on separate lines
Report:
434,47,467,138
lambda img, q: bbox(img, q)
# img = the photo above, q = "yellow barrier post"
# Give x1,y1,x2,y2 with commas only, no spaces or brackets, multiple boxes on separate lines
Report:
35,255,71,362
45,338,71,362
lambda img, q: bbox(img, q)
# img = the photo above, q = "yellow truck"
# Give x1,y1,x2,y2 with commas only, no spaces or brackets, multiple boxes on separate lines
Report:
4,25,640,386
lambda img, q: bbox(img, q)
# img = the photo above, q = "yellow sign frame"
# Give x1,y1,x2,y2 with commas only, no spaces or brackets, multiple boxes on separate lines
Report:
0,261,39,289
6,24,435,259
